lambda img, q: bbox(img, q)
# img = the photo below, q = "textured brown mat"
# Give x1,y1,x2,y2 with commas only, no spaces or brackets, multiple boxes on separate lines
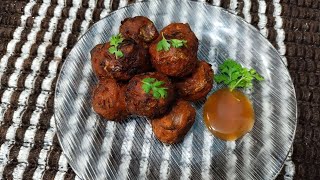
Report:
280,0,320,179
0,0,318,179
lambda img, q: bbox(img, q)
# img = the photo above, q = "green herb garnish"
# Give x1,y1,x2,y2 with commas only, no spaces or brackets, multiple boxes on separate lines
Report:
141,77,168,99
214,59,264,91
170,39,187,48
108,34,124,59
157,33,171,51
156,33,187,51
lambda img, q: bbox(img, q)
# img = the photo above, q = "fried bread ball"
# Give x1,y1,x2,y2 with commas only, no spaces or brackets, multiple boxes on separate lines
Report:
125,72,174,118
104,38,152,81
120,16,159,49
149,23,198,77
90,43,111,79
92,78,128,121
151,100,196,144
175,60,213,101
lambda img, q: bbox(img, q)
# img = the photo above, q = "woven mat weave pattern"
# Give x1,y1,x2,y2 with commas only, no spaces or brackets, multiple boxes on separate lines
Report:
0,0,318,179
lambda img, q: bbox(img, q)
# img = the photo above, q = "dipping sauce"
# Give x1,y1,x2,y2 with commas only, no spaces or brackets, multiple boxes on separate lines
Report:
203,88,254,141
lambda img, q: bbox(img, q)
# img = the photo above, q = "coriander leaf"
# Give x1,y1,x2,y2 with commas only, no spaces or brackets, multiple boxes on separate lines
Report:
156,33,188,51
108,46,117,54
108,33,124,59
157,33,171,51
249,69,256,74
253,72,264,81
157,88,168,98
214,59,264,91
255,74,264,81
153,81,165,87
157,40,170,51
142,78,156,84
141,77,168,99
142,84,151,93
153,91,161,99
229,81,238,91
170,39,187,48
110,34,124,46
220,59,241,75
114,50,123,59
214,74,229,83
246,82,253,88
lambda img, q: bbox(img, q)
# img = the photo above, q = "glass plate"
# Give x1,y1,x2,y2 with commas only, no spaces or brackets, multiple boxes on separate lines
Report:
54,0,297,179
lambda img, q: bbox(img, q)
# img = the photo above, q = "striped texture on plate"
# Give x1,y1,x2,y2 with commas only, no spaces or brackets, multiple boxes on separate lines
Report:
54,0,297,179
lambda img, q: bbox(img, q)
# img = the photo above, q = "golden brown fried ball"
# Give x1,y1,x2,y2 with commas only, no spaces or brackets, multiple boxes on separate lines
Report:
90,43,111,79
92,78,128,121
104,39,152,81
120,16,159,49
151,100,196,144
175,60,214,101
125,72,174,118
149,23,198,77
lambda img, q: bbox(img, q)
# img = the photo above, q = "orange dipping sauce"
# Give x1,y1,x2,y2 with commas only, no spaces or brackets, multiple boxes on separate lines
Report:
203,88,254,141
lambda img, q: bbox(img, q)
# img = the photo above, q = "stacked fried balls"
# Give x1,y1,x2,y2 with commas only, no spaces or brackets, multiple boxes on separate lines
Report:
91,16,214,144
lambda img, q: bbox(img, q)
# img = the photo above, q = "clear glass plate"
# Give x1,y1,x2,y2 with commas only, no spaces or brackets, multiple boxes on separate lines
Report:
54,0,297,179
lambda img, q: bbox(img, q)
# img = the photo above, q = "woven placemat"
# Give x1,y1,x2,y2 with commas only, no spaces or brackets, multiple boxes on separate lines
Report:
0,0,318,179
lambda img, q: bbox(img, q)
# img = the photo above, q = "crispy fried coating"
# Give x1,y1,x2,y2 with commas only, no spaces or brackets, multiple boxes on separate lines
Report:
149,23,198,77
92,78,128,121
151,100,196,144
175,60,213,101
90,43,111,79
120,16,159,49
104,39,152,80
125,72,174,118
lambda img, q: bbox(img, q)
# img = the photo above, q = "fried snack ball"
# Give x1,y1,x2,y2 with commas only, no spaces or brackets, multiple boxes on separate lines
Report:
120,16,159,48
151,100,196,144
125,72,174,118
90,43,111,79
149,23,198,77
175,60,214,101
105,38,152,81
92,78,128,121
